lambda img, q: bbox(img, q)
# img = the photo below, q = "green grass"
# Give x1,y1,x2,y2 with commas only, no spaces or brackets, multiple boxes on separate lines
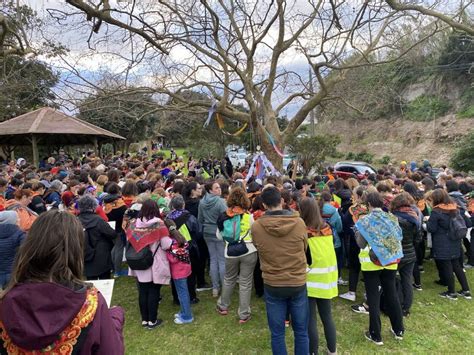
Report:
112,261,474,354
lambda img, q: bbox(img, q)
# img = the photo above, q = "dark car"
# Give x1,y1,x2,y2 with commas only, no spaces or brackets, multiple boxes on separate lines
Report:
334,161,377,181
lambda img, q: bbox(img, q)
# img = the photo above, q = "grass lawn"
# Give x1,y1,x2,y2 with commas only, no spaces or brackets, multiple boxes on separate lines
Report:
112,259,474,354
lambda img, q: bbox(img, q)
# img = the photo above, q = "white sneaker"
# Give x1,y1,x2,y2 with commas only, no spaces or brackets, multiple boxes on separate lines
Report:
212,289,219,298
339,292,356,301
338,278,348,286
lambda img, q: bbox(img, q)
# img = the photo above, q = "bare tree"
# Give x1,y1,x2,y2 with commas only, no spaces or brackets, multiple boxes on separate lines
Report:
59,0,464,167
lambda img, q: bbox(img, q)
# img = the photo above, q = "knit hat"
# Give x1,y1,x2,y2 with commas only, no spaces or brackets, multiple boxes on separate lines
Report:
423,159,430,167
0,211,17,225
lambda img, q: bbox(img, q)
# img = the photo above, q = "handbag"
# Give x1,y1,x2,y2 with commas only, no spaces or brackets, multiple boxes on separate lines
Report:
226,231,249,257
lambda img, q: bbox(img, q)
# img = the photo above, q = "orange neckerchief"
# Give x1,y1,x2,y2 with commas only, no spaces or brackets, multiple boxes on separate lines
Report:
434,203,457,211
307,225,332,237
0,287,98,354
104,198,126,214
226,206,246,217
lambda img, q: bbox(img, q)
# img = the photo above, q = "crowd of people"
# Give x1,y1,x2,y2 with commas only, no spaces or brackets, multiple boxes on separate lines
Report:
0,151,472,354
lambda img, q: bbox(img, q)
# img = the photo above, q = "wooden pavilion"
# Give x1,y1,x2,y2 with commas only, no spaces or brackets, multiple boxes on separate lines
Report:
0,107,125,166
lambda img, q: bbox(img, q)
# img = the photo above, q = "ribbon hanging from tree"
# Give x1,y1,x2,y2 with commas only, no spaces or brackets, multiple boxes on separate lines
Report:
216,113,248,136
204,102,217,127
264,127,285,158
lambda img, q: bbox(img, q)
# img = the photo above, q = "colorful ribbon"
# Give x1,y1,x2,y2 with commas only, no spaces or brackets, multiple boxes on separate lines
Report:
216,113,248,136
264,127,285,158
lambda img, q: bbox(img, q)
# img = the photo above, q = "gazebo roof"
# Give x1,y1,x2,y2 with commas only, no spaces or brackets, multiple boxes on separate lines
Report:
0,107,125,145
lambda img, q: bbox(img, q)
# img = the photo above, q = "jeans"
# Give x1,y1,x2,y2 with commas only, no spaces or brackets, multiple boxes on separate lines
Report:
174,278,193,321
111,232,125,273
398,262,415,312
0,273,11,289
137,282,162,323
436,258,470,293
205,237,226,290
264,286,309,355
363,269,404,340
308,297,336,354
217,251,258,319
347,238,361,293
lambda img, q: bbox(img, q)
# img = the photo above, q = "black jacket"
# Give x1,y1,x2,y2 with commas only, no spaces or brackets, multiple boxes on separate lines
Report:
185,198,200,218
29,195,47,215
78,212,117,277
396,216,420,266
427,207,461,260
336,188,353,214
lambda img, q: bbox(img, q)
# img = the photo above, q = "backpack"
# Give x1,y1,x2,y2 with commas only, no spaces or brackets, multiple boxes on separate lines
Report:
448,211,468,241
83,228,96,262
126,243,159,270
218,213,243,244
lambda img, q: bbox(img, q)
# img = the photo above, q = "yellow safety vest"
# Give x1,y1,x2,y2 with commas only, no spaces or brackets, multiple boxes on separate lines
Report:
239,213,252,242
359,247,398,271
179,223,192,242
306,227,338,299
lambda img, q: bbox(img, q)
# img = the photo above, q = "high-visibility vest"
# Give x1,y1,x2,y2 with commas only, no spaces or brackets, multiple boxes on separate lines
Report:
179,223,192,242
239,213,252,242
306,227,338,299
359,247,398,271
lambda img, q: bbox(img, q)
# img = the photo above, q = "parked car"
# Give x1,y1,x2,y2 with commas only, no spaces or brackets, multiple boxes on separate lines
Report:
229,152,248,168
334,161,377,180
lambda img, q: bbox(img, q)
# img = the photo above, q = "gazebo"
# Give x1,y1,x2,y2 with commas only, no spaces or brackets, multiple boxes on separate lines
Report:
0,107,125,166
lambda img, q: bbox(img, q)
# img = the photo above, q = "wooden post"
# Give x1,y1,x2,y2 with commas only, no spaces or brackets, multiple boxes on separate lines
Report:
31,135,39,167
93,136,99,156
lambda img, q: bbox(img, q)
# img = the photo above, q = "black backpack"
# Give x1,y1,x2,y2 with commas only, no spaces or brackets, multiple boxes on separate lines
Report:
448,211,468,241
126,242,160,270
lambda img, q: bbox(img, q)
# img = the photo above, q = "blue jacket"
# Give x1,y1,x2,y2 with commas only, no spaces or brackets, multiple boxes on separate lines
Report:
322,203,343,248
427,207,461,260
0,224,25,275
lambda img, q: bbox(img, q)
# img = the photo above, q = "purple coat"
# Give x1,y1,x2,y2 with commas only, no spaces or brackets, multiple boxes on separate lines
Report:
0,282,125,354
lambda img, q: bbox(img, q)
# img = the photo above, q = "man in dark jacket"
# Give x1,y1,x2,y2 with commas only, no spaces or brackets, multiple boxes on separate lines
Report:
0,211,25,289
77,195,117,280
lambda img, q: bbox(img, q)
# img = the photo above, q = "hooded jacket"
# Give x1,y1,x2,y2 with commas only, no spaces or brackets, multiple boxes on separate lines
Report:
78,212,117,278
427,203,461,260
392,208,421,266
0,283,124,354
198,193,227,237
0,224,25,275
251,210,308,287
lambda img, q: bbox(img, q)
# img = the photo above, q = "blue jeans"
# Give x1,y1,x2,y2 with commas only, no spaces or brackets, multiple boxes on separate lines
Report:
205,237,226,290
0,273,11,289
264,287,309,355
174,278,193,321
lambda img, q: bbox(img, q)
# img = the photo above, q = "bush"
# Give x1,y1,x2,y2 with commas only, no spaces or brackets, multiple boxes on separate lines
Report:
405,95,452,121
378,155,392,165
450,130,474,173
457,88,474,119
354,152,374,164
345,152,355,160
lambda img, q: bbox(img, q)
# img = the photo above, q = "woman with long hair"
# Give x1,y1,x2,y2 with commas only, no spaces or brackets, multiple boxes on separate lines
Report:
127,199,172,329
0,210,124,353
216,188,257,324
299,198,337,355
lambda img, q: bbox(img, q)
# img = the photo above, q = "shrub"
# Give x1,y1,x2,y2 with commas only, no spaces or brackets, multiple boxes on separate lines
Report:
450,130,474,173
378,155,391,165
405,95,452,121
